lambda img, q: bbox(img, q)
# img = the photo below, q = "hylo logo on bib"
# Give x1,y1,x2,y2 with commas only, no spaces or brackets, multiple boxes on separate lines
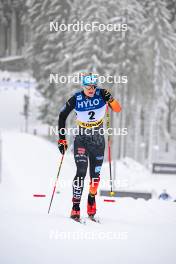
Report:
78,99,100,108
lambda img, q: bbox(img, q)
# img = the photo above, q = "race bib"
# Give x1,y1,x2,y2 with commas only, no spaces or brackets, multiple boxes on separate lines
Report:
74,89,106,123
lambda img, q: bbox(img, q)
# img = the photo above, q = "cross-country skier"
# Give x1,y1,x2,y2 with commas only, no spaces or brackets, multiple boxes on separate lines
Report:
58,74,121,220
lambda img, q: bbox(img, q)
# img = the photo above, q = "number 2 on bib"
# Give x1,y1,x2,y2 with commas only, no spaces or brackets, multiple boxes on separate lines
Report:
88,111,95,120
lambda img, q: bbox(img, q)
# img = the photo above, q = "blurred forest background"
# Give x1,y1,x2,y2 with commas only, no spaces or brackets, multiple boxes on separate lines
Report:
0,0,176,168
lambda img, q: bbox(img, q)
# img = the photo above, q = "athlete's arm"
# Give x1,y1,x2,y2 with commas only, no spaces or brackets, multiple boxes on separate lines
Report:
101,89,121,112
58,95,76,140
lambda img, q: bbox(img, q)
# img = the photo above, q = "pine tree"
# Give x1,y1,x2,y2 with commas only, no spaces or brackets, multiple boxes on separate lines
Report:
141,0,176,166
106,0,146,161
25,0,71,125
63,0,110,77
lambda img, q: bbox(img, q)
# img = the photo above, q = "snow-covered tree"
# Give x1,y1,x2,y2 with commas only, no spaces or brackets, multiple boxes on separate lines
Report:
25,0,71,125
23,0,176,166
141,0,176,166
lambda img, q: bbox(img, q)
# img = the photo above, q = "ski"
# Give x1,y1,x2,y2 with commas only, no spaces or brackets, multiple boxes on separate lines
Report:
70,217,86,225
88,216,101,224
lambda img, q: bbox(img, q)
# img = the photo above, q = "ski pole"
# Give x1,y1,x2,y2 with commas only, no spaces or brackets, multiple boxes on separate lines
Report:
48,153,65,214
106,104,115,196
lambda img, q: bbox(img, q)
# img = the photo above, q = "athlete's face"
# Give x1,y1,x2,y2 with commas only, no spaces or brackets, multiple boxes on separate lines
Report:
83,85,96,97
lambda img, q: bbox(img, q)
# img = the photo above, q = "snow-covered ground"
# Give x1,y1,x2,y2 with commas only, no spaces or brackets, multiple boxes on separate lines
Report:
101,158,176,199
0,132,176,264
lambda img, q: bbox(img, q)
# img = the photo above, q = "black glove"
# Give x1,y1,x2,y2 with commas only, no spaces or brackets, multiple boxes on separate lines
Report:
58,139,68,155
104,89,114,103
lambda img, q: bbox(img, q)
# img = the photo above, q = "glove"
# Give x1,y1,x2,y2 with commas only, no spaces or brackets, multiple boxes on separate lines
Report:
104,89,114,103
58,139,68,155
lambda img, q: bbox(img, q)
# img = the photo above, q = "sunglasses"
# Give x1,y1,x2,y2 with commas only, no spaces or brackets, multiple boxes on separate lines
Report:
84,85,96,90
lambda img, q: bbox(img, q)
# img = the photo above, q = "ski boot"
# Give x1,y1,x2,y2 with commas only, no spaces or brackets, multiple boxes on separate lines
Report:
87,193,96,217
70,200,80,220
